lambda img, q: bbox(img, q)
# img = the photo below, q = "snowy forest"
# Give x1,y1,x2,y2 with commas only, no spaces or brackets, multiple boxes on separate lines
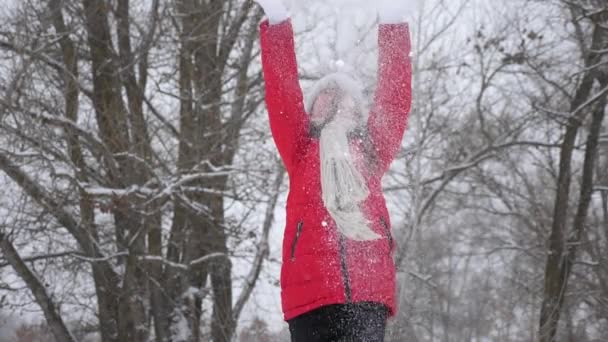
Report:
0,0,607,341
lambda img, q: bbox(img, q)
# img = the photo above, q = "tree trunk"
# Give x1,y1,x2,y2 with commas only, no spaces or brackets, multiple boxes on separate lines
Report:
539,12,608,341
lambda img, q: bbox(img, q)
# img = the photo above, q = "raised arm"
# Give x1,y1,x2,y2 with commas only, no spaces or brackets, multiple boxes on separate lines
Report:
260,18,309,173
368,21,412,174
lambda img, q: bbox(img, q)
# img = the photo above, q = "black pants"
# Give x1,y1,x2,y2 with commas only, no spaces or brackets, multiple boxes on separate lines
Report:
288,302,388,342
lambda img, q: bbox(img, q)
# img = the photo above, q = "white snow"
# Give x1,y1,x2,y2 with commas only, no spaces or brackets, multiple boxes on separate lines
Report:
256,0,289,24
378,0,421,24
170,311,191,342
189,253,227,267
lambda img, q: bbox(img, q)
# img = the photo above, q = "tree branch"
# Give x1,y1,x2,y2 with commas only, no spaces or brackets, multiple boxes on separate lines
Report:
232,161,285,323
0,232,76,342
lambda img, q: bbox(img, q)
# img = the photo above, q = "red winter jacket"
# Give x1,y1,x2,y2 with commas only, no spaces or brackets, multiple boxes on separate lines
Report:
260,19,412,321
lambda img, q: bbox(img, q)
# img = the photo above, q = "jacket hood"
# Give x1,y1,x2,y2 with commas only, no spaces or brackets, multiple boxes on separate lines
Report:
305,72,368,123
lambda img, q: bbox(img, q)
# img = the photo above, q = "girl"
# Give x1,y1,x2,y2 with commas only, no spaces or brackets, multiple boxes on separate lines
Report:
256,1,413,340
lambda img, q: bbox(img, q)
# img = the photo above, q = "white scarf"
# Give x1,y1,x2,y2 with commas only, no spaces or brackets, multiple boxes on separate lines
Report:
318,116,381,241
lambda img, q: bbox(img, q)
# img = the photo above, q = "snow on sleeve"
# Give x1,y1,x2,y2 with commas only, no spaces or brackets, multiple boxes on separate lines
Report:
256,0,288,24
378,0,421,24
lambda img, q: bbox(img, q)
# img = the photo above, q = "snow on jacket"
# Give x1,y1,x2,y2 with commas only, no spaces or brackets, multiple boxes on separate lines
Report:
260,18,412,321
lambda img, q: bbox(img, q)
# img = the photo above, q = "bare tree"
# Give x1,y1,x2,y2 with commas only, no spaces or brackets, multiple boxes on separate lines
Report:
0,0,278,341
539,2,608,341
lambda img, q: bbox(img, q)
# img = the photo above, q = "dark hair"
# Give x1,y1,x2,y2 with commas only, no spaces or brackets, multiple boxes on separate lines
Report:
308,88,378,167
349,127,379,168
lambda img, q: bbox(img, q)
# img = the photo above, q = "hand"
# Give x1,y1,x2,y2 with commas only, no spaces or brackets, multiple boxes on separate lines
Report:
378,0,421,24
253,0,288,24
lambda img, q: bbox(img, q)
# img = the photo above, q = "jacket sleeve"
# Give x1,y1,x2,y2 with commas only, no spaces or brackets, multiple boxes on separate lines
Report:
260,19,309,173
367,23,412,174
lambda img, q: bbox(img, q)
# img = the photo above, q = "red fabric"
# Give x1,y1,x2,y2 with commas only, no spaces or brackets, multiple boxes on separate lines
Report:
260,19,412,321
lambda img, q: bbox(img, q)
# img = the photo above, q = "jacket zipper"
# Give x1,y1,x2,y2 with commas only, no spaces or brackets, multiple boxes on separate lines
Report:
290,220,353,302
332,168,352,302
338,233,352,303
290,221,303,260
380,217,393,254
